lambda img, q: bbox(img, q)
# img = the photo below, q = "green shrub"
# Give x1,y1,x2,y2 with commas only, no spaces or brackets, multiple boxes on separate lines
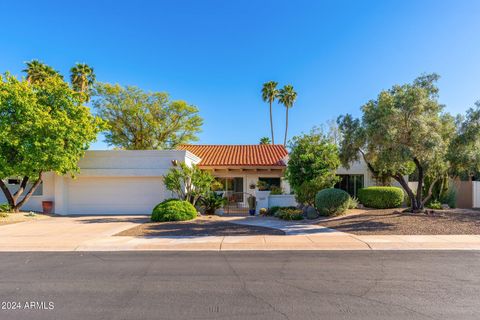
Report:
269,186,283,195
357,187,404,209
151,199,197,222
199,192,227,215
276,208,303,220
268,206,281,216
259,208,268,216
348,197,359,209
427,200,442,210
315,188,350,216
0,203,10,213
305,206,319,219
272,206,297,217
440,188,456,209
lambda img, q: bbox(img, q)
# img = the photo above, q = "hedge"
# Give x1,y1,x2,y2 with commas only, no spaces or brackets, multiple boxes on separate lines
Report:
151,199,197,222
315,188,350,216
357,186,404,209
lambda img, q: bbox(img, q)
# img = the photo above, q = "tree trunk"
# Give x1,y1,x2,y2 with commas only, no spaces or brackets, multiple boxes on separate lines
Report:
393,174,420,212
12,177,29,203
269,101,275,144
0,173,43,213
0,179,14,210
284,107,289,146
14,174,43,212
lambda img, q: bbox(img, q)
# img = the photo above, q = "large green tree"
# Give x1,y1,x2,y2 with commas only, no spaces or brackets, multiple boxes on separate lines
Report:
93,83,203,150
0,74,103,212
448,101,480,179
278,84,297,146
70,63,96,101
262,81,279,144
337,74,456,212
285,128,340,205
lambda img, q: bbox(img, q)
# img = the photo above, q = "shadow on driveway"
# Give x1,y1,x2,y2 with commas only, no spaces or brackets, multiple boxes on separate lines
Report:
116,219,285,237
65,215,150,224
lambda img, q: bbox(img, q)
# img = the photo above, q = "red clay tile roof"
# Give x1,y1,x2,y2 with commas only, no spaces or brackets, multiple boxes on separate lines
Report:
178,145,288,167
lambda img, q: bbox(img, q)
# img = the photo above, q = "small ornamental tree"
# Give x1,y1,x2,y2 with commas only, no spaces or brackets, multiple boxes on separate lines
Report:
285,128,341,205
337,74,457,212
0,73,103,212
163,163,215,206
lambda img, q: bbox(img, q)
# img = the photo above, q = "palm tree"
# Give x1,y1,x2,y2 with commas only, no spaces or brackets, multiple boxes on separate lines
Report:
278,84,297,145
261,81,279,144
70,63,96,101
259,137,271,145
23,60,59,84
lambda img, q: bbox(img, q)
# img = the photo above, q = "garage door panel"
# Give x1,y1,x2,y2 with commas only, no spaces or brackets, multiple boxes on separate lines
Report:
67,177,166,215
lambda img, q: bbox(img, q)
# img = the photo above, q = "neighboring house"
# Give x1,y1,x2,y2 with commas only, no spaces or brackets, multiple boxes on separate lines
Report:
0,145,383,215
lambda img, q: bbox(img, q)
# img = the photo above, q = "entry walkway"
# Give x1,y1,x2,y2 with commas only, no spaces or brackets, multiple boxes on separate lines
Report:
0,215,480,251
224,215,341,235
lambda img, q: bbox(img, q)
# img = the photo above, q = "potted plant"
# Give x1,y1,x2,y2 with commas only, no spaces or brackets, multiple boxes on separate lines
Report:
256,180,269,191
42,201,54,214
247,195,256,215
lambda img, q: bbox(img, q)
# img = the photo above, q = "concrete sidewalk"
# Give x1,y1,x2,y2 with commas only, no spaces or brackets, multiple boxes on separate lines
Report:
1,215,480,251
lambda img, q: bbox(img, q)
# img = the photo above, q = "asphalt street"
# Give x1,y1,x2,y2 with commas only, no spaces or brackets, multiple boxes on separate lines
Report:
0,251,479,320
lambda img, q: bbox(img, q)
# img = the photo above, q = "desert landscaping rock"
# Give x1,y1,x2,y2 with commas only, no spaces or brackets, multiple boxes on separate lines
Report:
318,208,480,235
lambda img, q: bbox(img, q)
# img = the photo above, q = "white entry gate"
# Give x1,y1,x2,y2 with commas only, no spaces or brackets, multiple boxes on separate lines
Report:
473,181,480,208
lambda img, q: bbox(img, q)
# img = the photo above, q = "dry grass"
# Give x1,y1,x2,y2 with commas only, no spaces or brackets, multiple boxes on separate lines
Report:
0,211,51,226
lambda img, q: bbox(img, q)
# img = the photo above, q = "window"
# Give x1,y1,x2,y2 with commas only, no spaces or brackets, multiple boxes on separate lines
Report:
335,175,364,197
258,178,281,191
215,177,244,193
7,178,20,185
4,178,43,196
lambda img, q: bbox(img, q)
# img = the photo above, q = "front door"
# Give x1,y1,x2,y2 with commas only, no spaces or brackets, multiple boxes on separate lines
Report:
216,177,249,214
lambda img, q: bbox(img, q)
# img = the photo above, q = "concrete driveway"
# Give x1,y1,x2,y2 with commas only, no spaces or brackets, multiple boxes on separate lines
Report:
0,215,148,251
1,215,480,251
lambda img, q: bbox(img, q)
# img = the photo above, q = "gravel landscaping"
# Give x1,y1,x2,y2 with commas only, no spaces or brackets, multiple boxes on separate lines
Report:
318,208,480,235
116,217,285,237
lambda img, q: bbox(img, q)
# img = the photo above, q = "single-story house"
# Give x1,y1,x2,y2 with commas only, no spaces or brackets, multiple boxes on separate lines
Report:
0,145,382,215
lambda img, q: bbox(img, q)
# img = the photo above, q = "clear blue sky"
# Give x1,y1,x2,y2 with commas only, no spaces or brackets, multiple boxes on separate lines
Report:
1,0,479,149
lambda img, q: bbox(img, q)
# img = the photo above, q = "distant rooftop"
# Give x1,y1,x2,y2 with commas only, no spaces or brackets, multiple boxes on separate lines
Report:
178,144,288,167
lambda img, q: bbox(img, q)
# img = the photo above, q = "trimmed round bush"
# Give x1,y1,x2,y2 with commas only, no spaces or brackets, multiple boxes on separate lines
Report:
151,199,197,222
357,186,404,209
315,188,350,216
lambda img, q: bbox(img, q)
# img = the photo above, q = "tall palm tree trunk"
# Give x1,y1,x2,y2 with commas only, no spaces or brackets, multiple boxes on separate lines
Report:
284,107,289,146
269,101,275,144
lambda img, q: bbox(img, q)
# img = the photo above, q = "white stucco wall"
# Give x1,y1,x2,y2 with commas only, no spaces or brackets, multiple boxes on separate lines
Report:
0,150,199,215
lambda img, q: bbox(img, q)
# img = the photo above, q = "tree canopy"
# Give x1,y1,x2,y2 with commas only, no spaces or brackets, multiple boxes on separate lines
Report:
163,162,214,206
448,101,480,179
337,73,463,211
262,81,279,144
259,137,271,145
0,73,103,211
285,128,340,206
23,60,60,84
70,63,96,101
93,83,203,150
278,84,297,145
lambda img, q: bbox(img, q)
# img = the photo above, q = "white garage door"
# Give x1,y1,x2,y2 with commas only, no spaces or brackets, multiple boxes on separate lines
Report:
67,177,167,215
